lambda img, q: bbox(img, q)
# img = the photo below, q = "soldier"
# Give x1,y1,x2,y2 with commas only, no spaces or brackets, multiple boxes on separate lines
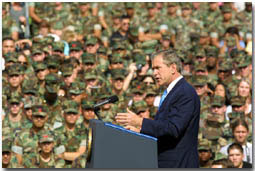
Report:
43,73,63,125
198,139,213,168
81,99,96,128
3,63,24,97
2,92,28,136
84,36,99,54
2,138,23,168
144,87,158,119
69,41,84,63
130,100,150,119
54,100,87,168
12,104,53,165
22,130,65,168
34,61,49,97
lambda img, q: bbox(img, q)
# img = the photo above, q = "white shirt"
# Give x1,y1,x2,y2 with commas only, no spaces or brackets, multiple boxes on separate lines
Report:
166,75,183,96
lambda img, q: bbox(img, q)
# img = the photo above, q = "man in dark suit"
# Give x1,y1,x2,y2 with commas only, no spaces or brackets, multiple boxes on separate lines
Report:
116,49,200,168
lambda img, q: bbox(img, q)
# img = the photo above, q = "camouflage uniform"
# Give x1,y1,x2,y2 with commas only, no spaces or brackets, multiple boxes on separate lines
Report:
54,100,87,168
22,130,65,168
198,139,213,168
2,4,19,38
12,105,53,161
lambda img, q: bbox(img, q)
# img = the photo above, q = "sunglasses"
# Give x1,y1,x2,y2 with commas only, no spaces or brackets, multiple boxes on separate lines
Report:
33,115,46,119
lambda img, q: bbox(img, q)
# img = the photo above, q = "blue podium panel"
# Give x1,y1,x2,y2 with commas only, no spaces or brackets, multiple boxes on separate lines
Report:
86,119,158,168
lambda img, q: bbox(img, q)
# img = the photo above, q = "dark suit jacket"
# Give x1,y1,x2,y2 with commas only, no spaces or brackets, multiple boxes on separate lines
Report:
141,78,200,168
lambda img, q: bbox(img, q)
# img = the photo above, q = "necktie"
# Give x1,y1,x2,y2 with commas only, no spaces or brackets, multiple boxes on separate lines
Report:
158,90,168,109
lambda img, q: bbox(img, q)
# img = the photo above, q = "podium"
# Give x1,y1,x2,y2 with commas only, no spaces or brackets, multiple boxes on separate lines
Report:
86,119,158,168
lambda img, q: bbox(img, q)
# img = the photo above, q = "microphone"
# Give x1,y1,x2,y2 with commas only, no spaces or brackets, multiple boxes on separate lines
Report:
94,95,119,109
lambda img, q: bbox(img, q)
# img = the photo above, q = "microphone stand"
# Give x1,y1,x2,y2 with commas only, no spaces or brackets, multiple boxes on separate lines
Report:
94,107,102,121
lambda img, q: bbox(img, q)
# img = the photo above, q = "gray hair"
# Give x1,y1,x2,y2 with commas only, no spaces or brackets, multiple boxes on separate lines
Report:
151,49,182,73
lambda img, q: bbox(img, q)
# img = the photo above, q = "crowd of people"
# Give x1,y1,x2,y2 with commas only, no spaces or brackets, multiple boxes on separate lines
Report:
2,2,252,168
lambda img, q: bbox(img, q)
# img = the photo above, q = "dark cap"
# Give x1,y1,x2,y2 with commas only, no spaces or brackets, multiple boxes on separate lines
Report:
211,95,225,107
81,99,94,109
39,130,54,143
69,41,83,51
32,105,48,116
230,96,245,106
63,100,79,114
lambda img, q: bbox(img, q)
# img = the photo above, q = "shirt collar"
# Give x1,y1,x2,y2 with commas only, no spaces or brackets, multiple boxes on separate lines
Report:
166,75,183,94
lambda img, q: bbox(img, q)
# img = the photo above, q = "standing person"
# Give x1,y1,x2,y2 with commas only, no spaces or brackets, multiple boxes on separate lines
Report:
116,49,200,168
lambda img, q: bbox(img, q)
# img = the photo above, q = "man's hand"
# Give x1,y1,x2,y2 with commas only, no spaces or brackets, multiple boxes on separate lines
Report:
115,108,143,127
124,125,141,133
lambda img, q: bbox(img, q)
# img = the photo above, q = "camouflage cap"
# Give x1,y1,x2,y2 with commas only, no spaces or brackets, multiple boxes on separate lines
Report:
131,86,144,94
82,53,96,64
211,95,225,107
228,111,245,120
81,99,94,109
146,88,157,96
69,82,85,95
141,40,158,55
32,105,48,116
84,72,97,80
52,42,64,52
147,2,155,9
97,46,107,54
39,130,54,143
110,53,123,64
195,49,206,57
131,100,148,114
85,37,98,46
52,21,64,30
45,73,60,93
167,2,178,7
200,31,209,37
221,5,232,13
230,96,245,106
7,63,23,76
134,53,147,66
218,61,231,71
198,139,211,151
32,49,43,56
125,2,135,8
5,55,18,63
23,96,43,109
237,58,250,68
62,65,73,77
113,43,125,50
47,57,59,68
9,94,21,104
2,138,12,152
206,51,218,58
181,2,192,9
195,63,207,72
63,100,79,114
192,75,207,86
69,41,83,51
34,62,47,72
162,34,171,40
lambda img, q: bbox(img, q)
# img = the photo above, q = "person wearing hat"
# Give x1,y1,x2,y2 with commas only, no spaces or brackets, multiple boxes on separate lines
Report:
81,99,96,128
52,41,66,58
198,139,213,168
2,138,23,168
12,104,51,165
131,100,150,119
54,100,87,168
46,56,60,74
81,53,97,72
5,63,24,94
238,56,252,79
68,81,86,104
108,53,125,70
217,60,232,84
206,48,218,75
69,41,83,61
34,61,49,96
43,73,63,125
85,36,99,54
31,48,45,62
22,130,65,168
194,62,208,76
2,92,28,138
144,87,158,119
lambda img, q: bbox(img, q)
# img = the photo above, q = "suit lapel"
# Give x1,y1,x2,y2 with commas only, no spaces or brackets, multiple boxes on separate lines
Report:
155,78,185,119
